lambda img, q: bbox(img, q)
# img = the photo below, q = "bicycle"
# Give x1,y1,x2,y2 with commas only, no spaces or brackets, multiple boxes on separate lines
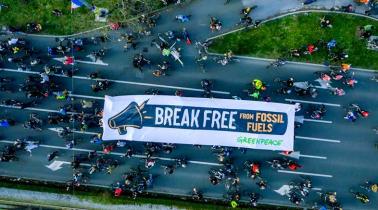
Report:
317,191,338,206
266,58,287,69
350,190,369,203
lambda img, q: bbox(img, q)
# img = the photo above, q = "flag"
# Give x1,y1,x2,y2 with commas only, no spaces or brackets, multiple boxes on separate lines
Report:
71,0,84,9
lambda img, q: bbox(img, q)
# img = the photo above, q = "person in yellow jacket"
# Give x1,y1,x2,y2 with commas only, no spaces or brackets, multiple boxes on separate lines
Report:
56,89,69,100
12,46,19,54
230,200,238,208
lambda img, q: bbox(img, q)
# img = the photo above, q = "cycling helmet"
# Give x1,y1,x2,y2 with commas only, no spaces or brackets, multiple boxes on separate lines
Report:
361,110,369,117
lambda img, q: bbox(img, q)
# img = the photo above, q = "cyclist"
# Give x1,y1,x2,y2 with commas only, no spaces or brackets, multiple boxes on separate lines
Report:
344,111,357,122
349,104,369,118
321,192,338,206
192,188,203,200
252,79,264,91
47,151,59,161
224,50,233,60
286,78,294,88
256,180,267,190
249,192,260,206
288,160,301,171
175,14,191,23
361,181,378,192
353,192,369,203
145,158,155,169
341,63,351,73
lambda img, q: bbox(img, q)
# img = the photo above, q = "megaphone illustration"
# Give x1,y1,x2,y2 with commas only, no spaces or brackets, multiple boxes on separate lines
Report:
108,100,148,135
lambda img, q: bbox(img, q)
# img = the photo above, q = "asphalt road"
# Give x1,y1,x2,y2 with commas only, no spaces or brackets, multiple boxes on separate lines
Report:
1,0,378,209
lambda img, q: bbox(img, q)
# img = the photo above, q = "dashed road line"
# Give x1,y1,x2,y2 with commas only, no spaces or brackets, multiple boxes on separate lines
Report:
285,99,341,107
295,136,340,143
48,128,98,135
53,57,109,66
69,93,104,100
303,119,332,124
0,104,77,115
277,170,333,178
299,154,327,159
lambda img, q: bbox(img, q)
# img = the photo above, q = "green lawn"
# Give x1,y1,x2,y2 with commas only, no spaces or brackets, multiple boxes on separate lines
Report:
0,0,163,35
209,13,378,70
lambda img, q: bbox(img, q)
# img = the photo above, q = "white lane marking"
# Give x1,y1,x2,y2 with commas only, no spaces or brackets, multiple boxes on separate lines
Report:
69,93,104,100
299,154,327,159
274,185,292,196
303,118,332,124
0,68,230,95
279,151,327,159
0,140,222,167
285,99,341,107
188,160,223,166
77,59,109,66
278,170,333,178
0,104,77,115
53,57,109,66
48,128,98,135
46,161,66,171
295,136,340,143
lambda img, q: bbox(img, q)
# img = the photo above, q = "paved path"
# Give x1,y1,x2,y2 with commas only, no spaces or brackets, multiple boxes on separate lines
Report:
0,1,377,210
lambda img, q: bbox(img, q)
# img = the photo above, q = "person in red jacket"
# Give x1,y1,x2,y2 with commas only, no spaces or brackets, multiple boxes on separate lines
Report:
103,144,114,154
64,56,74,65
251,162,260,178
288,161,301,171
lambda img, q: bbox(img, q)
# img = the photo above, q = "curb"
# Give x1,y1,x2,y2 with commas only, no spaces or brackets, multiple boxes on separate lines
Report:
207,52,377,73
206,9,378,72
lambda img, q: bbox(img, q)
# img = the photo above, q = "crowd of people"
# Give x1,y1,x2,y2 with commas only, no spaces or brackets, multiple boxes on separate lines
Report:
0,1,377,209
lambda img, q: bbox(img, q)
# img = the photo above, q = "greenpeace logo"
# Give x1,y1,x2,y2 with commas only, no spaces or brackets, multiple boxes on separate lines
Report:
236,136,283,146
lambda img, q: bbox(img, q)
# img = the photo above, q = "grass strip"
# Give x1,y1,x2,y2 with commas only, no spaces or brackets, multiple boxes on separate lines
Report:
0,177,298,210
0,0,163,35
209,12,378,70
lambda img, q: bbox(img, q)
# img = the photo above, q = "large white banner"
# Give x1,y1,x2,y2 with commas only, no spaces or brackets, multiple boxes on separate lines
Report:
102,95,295,151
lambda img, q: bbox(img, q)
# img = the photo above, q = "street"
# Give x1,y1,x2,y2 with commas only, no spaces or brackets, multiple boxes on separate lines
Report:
1,0,378,209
